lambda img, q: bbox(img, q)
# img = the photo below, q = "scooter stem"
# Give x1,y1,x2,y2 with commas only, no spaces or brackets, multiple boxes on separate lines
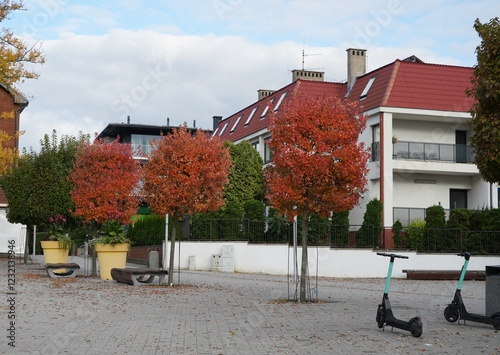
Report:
384,256,395,294
457,258,469,291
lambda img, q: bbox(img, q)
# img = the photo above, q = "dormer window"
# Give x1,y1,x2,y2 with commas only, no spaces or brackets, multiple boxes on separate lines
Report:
230,114,242,133
245,106,258,126
211,126,220,138
261,97,275,119
360,75,377,100
219,122,229,136
274,91,288,112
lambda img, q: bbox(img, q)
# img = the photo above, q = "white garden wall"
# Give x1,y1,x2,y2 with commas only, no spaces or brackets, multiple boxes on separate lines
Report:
163,241,500,278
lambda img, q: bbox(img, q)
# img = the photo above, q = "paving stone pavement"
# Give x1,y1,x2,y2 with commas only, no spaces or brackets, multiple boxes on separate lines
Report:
1,258,499,354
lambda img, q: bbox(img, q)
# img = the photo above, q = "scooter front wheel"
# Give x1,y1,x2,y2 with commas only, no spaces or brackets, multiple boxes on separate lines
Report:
444,305,459,323
376,305,384,328
409,319,423,338
493,315,500,330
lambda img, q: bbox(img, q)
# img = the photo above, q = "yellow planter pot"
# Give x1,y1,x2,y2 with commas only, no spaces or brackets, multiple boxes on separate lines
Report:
40,240,70,264
40,240,70,273
95,243,129,280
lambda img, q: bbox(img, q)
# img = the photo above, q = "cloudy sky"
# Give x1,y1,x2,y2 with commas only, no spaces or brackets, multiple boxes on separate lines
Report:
6,0,499,152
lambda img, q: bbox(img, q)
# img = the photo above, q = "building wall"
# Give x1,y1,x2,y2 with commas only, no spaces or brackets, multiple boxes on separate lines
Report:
0,87,21,207
163,240,500,278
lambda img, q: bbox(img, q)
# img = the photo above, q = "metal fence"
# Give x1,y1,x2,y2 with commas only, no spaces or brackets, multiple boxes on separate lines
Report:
393,227,500,254
183,218,500,254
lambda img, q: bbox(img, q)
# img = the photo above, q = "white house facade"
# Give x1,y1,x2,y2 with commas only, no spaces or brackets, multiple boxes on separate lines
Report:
213,49,499,247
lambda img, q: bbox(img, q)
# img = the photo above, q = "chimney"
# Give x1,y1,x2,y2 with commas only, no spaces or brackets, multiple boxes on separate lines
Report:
213,116,222,130
257,89,276,101
291,69,324,82
127,115,130,124
193,120,196,128
347,48,367,88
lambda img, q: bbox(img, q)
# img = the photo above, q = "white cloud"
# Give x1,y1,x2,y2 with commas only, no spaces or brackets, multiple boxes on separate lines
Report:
14,0,500,151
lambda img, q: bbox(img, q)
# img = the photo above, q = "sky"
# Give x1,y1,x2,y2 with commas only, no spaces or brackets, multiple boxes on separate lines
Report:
5,0,499,152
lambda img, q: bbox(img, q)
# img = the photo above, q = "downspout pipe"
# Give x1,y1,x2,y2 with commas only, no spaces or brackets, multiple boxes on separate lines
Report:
14,102,28,153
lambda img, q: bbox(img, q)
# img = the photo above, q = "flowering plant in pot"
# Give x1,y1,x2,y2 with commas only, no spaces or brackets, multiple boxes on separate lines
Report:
41,214,72,264
46,214,72,249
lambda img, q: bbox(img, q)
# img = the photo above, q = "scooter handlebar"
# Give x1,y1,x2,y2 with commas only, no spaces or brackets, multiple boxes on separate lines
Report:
457,252,471,260
377,252,409,259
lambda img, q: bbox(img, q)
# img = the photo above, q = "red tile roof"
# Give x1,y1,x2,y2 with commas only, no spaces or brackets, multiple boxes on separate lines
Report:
216,59,475,143
215,80,346,142
348,60,474,112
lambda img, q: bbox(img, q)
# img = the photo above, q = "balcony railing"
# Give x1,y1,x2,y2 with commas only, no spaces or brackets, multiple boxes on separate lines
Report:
393,141,475,163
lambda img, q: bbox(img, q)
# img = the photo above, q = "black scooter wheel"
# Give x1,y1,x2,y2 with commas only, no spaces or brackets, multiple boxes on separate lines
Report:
409,319,423,338
376,305,384,328
493,315,500,330
444,305,459,323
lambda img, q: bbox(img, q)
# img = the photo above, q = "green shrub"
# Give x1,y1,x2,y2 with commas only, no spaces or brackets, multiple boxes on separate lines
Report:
392,219,404,248
425,205,446,229
446,209,472,230
127,214,166,246
363,199,383,227
243,200,265,220
243,200,265,242
266,209,289,243
405,218,426,250
330,210,350,245
331,210,349,225
356,199,383,247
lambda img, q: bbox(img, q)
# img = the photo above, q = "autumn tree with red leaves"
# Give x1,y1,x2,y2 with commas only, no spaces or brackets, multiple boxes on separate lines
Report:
265,93,369,301
70,139,142,225
69,138,142,275
142,126,231,285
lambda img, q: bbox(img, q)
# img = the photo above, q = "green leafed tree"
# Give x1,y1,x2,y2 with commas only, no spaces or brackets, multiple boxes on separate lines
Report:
0,130,89,229
467,17,500,183
223,140,264,204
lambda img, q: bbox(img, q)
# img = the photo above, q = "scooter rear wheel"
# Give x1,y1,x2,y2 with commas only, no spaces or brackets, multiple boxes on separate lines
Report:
409,319,423,338
444,305,459,323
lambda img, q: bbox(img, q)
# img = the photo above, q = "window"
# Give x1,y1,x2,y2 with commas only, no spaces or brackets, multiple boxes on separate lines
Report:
131,134,161,156
260,98,275,119
230,115,242,133
211,127,219,138
371,125,380,161
274,91,288,112
245,106,258,126
264,140,273,163
219,122,229,136
360,75,377,100
252,141,259,153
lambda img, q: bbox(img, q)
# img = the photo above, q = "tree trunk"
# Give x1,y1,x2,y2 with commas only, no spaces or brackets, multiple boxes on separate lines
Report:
167,215,178,285
92,245,97,277
300,213,309,302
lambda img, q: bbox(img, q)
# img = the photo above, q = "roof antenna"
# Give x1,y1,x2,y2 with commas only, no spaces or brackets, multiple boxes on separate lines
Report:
301,47,323,70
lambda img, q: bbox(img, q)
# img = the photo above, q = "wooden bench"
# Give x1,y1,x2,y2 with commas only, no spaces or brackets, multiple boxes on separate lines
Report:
403,269,485,281
111,268,168,286
45,263,80,278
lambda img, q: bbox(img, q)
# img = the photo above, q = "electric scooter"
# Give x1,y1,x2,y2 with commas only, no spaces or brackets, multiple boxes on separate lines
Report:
444,252,500,330
376,252,423,337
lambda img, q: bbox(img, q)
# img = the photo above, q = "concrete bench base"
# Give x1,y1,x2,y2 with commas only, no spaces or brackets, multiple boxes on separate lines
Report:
403,269,485,280
45,263,80,278
111,268,168,286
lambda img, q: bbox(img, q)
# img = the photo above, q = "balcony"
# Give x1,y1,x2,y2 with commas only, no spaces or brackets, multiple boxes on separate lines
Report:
372,141,475,163
393,141,475,164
